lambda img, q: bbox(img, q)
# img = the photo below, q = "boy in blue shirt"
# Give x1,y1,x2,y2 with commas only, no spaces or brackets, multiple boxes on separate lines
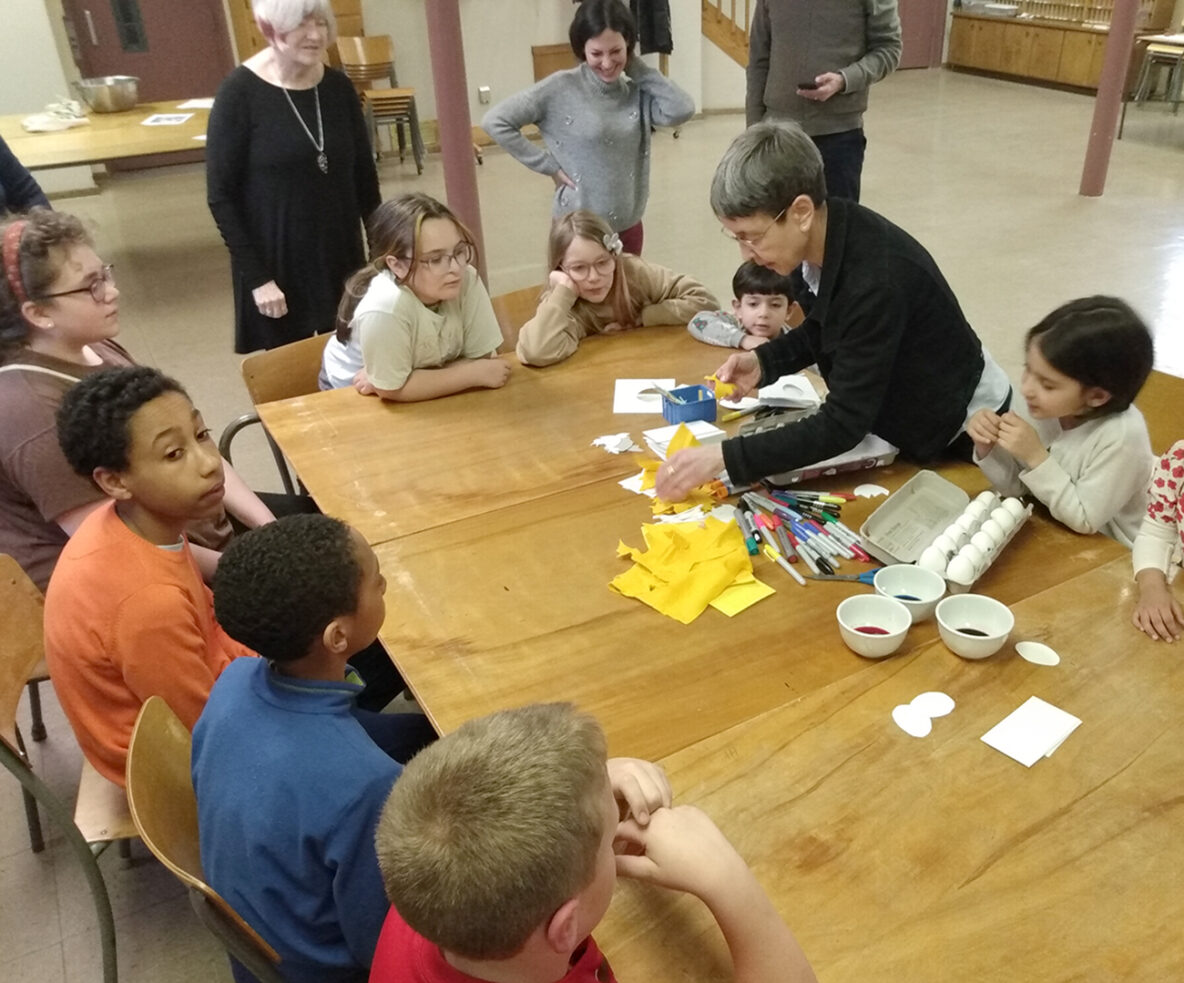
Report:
687,260,795,350
192,514,435,983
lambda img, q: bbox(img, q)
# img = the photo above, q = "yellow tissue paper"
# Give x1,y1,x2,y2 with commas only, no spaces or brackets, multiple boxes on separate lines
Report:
610,516,765,624
706,374,737,400
709,577,776,616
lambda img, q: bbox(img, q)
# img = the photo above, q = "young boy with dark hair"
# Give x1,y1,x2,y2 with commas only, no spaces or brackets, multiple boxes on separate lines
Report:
371,703,817,983
192,513,437,983
44,365,254,785
688,260,795,350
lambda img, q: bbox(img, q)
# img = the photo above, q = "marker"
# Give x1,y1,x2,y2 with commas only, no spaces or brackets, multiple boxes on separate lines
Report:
763,543,807,586
784,527,820,575
721,405,761,423
806,518,854,559
734,508,760,555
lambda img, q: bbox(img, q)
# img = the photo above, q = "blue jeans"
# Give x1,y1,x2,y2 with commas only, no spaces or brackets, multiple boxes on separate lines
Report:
811,129,867,203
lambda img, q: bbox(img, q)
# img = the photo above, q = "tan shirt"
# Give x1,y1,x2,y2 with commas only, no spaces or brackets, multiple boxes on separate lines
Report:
516,254,718,367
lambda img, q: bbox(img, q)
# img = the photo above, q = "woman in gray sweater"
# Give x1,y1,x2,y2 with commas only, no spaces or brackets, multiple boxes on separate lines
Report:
481,0,693,256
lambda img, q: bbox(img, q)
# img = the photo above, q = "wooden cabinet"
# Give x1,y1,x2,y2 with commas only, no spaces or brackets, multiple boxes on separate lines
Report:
947,13,1115,89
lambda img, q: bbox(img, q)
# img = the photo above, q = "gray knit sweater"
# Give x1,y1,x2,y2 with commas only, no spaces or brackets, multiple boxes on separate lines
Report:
746,0,901,135
482,58,694,232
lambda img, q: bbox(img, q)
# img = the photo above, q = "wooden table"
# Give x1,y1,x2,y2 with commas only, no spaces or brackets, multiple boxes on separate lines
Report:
257,328,725,544
598,556,1183,981
0,101,209,170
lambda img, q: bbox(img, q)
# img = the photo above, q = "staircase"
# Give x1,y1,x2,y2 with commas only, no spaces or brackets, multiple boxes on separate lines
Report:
702,0,750,67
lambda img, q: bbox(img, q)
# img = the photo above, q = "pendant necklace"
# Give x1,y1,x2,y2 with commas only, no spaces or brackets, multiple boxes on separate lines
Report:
282,82,328,174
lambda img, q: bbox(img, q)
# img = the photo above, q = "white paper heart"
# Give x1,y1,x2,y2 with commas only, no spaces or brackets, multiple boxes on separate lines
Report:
853,483,889,499
911,691,956,718
892,703,933,738
1015,641,1060,666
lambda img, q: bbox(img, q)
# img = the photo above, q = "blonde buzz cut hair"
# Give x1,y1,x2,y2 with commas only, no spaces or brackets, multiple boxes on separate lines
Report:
375,703,609,959
252,0,336,42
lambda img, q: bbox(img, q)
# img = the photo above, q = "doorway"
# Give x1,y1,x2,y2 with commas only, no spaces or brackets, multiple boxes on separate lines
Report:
898,0,950,69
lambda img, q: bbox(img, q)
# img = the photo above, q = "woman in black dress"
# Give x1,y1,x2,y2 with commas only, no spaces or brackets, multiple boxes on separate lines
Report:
206,0,380,353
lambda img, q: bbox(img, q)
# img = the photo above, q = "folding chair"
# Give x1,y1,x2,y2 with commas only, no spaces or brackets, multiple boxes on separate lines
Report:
490,283,545,354
335,35,426,174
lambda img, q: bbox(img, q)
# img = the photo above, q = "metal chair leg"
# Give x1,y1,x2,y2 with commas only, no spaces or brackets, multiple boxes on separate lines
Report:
28,678,47,742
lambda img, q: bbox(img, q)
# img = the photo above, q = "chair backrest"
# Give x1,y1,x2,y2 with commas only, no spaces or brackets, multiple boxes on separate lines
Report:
531,43,578,82
335,34,399,89
126,696,281,968
1135,369,1184,458
241,332,332,406
490,284,544,354
0,554,47,753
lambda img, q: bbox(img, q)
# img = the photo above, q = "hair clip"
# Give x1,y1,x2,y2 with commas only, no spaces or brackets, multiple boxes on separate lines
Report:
602,231,623,256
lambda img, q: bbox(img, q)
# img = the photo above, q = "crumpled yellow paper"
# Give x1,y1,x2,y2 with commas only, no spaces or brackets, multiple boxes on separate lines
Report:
610,516,769,623
705,374,737,400
638,424,727,515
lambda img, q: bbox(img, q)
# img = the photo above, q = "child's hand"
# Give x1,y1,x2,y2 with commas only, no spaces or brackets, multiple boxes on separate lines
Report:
548,269,576,293
471,357,511,389
715,351,761,398
739,334,770,350
352,368,377,396
996,412,1048,469
602,321,636,334
614,805,745,897
966,409,1001,459
1132,571,1183,642
606,757,672,825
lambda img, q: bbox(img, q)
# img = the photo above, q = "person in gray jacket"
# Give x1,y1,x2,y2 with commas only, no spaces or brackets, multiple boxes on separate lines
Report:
746,0,901,202
481,0,693,256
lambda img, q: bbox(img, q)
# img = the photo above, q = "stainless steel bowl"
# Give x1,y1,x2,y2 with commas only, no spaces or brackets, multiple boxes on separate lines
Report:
73,76,140,113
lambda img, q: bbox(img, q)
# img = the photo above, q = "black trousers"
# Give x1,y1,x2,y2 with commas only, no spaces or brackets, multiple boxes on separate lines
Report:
811,128,867,203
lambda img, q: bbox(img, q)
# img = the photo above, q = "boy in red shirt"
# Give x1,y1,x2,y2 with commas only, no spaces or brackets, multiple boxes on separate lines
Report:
371,703,816,983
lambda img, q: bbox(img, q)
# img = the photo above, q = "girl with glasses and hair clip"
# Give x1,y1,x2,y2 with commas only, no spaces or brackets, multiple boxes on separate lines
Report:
320,193,510,402
517,209,717,367
0,209,274,593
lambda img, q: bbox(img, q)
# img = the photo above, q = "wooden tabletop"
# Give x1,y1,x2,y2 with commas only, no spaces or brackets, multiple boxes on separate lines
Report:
0,102,209,170
257,328,726,544
597,555,1182,981
375,459,1122,761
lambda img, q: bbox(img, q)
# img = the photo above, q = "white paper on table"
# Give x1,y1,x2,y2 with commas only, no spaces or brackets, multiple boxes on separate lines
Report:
719,395,760,412
192,134,207,142
618,471,656,498
176,98,215,109
613,378,676,414
141,113,194,126
758,374,821,408
591,433,639,454
980,696,1081,767
641,420,726,459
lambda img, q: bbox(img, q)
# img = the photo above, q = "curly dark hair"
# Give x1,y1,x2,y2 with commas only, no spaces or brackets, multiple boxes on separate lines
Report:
213,514,363,663
56,365,187,476
569,0,636,59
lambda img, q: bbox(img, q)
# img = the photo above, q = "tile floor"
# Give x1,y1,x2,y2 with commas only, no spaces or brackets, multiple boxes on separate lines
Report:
2,67,1182,982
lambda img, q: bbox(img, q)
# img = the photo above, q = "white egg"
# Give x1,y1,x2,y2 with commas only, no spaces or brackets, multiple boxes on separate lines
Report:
971,531,996,555
932,534,958,557
955,514,979,536
1002,497,1026,520
980,518,1005,547
964,501,988,523
946,554,976,584
990,507,1017,533
942,523,968,549
975,490,1000,510
958,543,985,572
918,546,949,573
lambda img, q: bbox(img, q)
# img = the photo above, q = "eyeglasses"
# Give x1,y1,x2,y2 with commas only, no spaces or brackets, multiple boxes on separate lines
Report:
562,256,616,281
720,209,787,246
40,264,116,303
417,242,474,276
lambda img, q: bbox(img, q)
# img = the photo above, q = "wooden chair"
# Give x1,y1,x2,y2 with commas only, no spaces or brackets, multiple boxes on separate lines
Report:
126,697,282,983
490,284,544,354
1136,369,1184,457
0,553,134,983
218,332,331,496
334,35,425,174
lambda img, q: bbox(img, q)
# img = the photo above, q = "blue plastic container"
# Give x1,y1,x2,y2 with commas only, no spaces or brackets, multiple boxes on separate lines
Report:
662,384,717,424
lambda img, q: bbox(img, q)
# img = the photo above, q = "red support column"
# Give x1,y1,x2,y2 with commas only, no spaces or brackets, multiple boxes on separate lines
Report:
424,0,487,281
1079,0,1139,197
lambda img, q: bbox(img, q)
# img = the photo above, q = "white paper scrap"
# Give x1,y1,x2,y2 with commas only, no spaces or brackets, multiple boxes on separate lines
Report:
1015,641,1060,666
591,433,639,454
176,98,215,109
892,704,933,738
911,691,955,718
613,378,675,414
141,113,194,126
981,696,1081,767
641,419,726,459
618,471,656,498
192,134,207,142
758,374,821,408
853,483,890,498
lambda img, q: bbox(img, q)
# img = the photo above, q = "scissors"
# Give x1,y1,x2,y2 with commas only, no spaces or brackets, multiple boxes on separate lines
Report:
803,569,881,585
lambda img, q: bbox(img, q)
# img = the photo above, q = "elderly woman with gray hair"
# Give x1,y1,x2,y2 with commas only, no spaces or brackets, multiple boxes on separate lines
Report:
206,0,379,353
656,120,1011,502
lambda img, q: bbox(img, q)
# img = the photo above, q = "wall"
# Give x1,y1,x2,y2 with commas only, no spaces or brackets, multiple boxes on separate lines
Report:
2,0,95,194
700,33,745,111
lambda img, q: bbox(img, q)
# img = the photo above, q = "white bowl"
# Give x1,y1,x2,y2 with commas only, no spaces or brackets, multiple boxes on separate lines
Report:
873,565,946,623
935,594,1014,659
836,595,911,658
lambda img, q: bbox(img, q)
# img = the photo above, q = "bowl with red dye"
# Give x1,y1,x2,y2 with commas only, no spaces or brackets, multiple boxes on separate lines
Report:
836,595,911,658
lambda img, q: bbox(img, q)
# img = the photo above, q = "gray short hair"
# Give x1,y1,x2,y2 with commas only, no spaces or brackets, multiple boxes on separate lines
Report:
709,121,827,219
252,0,336,40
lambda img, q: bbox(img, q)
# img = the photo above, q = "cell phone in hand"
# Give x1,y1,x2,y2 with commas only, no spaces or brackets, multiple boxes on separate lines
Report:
798,80,819,90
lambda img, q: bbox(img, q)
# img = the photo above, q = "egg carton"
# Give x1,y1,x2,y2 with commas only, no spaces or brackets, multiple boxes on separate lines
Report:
857,470,1033,593
915,492,1033,594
